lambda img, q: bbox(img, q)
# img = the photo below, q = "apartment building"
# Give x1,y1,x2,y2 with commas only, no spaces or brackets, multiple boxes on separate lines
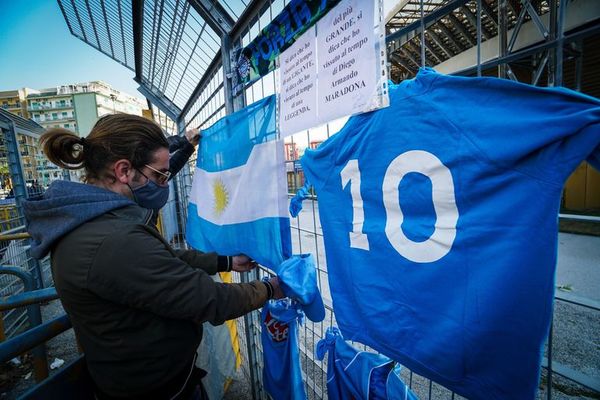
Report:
1,82,147,189
0,89,33,119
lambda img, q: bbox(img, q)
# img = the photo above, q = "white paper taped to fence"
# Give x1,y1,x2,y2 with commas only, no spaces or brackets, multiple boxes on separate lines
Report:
278,0,388,138
279,28,318,138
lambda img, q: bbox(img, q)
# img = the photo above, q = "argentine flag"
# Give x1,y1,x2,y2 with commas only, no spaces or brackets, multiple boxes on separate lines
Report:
186,96,291,271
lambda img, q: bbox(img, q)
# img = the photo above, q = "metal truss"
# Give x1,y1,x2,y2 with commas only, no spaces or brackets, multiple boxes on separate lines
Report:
0,110,45,217
58,0,598,133
385,0,567,84
58,0,234,134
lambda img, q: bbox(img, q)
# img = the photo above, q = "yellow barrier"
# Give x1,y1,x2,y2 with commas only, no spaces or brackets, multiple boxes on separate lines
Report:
0,232,31,241
0,205,22,234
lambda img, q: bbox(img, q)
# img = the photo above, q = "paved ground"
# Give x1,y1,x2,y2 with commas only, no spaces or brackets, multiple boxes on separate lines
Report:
556,233,600,302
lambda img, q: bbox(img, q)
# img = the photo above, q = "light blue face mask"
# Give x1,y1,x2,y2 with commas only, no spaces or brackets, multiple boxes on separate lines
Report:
129,177,170,210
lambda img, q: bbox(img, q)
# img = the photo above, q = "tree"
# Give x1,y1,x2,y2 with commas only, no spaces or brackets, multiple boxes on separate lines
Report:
0,163,11,190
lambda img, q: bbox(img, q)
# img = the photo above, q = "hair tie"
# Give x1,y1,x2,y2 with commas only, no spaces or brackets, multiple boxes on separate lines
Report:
80,137,88,147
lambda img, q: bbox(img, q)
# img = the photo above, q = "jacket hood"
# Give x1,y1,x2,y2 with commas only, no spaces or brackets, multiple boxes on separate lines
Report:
23,180,135,259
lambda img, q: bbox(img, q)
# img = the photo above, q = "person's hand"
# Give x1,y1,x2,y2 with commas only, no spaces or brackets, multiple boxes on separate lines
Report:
185,128,201,146
268,277,285,299
231,255,258,272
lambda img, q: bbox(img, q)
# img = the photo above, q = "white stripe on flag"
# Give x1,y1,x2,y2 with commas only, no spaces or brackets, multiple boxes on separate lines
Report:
190,140,288,225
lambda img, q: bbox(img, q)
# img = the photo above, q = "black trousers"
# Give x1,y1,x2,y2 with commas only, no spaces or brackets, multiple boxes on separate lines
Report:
94,363,208,400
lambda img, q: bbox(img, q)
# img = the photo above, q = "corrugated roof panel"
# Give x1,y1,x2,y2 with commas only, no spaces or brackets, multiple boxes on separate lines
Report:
58,0,135,70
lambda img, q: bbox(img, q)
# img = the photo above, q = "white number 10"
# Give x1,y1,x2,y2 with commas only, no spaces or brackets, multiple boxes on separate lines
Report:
340,150,459,263
341,159,370,251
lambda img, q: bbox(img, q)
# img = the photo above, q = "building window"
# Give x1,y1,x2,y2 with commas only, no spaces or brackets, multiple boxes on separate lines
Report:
64,124,70,128
52,113,58,120
62,112,68,118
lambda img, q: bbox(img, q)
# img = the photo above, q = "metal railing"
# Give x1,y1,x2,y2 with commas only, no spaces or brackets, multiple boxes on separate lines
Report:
0,268,57,382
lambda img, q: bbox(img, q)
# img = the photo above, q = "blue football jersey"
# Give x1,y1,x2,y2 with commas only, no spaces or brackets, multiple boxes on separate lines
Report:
301,68,600,399
386,364,419,400
316,327,395,400
261,299,306,400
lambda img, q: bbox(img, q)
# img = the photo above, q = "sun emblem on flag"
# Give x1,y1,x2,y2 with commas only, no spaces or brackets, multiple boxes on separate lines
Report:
213,179,229,216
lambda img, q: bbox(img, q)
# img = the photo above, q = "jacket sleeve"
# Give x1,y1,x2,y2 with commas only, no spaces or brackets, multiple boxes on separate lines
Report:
168,135,195,178
172,248,230,275
87,225,268,325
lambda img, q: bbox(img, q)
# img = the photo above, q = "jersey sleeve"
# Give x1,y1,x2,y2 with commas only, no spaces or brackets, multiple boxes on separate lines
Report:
429,73,600,185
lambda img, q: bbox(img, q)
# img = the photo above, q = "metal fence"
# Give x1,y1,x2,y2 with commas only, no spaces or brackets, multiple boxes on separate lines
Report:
0,114,57,344
165,1,600,399
165,142,600,400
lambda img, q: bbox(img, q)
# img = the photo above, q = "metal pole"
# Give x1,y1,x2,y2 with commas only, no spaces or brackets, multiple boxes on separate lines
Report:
0,267,48,381
221,29,257,398
29,255,45,290
420,0,425,67
555,0,567,87
3,125,27,222
498,0,508,78
548,0,558,86
574,40,583,92
546,321,553,400
477,0,482,77
240,271,259,400
221,35,236,115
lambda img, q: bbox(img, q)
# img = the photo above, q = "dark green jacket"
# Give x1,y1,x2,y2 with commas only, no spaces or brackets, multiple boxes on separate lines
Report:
50,204,268,397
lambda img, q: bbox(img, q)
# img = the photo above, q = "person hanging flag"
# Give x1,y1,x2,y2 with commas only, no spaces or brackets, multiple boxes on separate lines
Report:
299,68,600,399
186,95,292,271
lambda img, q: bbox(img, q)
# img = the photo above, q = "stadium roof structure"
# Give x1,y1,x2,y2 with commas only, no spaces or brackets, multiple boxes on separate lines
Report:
57,0,600,134
57,0,270,132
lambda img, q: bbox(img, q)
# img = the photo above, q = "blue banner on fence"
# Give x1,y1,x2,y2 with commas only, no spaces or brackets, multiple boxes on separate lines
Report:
232,0,341,95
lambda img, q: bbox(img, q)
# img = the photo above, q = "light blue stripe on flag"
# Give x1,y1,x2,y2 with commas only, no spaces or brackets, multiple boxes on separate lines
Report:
198,96,277,172
186,95,291,271
187,204,291,271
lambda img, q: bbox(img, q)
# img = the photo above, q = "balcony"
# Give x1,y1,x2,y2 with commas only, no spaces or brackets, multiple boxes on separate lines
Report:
28,104,73,111
36,116,76,123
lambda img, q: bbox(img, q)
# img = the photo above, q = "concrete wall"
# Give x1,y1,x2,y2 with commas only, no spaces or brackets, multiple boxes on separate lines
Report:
72,92,98,137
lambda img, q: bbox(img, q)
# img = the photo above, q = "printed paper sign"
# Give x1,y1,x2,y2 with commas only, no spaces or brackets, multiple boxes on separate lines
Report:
278,0,387,137
279,28,318,137
316,0,379,123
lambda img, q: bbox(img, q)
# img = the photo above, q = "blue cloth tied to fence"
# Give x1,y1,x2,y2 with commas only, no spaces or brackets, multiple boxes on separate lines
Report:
316,327,418,400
